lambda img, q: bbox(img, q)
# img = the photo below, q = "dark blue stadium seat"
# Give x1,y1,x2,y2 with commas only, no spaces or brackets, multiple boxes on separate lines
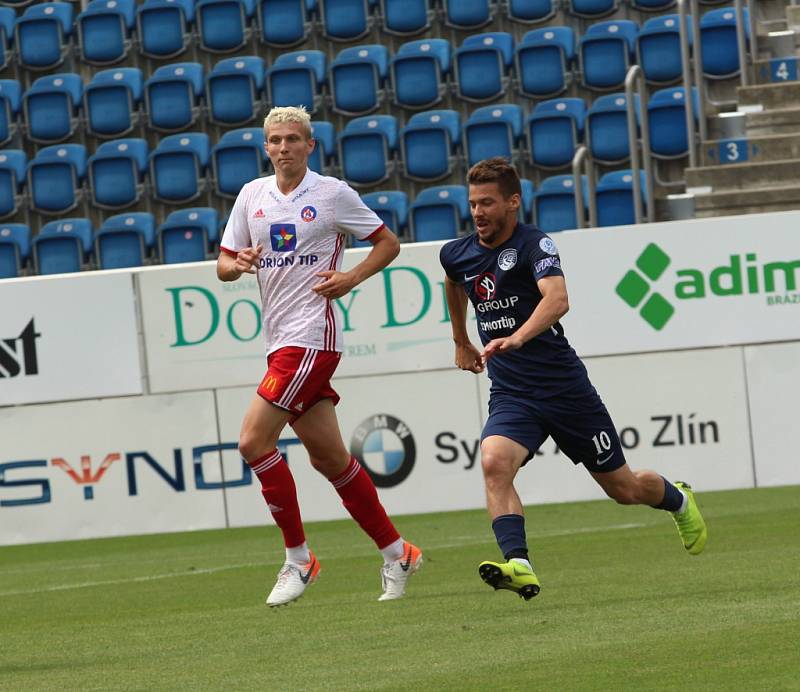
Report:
631,0,675,10
197,0,255,53
267,50,327,114
257,0,314,47
159,207,219,264
207,56,265,127
27,144,87,215
145,62,205,133
0,223,30,278
137,0,194,60
88,138,148,209
319,0,372,42
77,0,136,65
15,2,74,71
637,15,692,85
338,115,397,187
362,190,408,238
149,132,210,203
309,120,335,173
442,0,494,30
647,86,699,158
96,212,156,268
463,104,523,167
411,185,469,242
586,93,638,164
568,0,617,19
391,38,451,110
401,109,461,182
330,44,388,116
520,178,535,223
596,169,647,226
380,0,432,36
528,98,586,169
515,27,575,99
533,174,587,232
34,218,93,275
23,73,82,144
0,7,17,72
700,7,749,79
84,68,143,138
212,127,267,198
507,0,555,24
579,20,639,90
455,32,514,103
0,150,25,219
0,79,21,147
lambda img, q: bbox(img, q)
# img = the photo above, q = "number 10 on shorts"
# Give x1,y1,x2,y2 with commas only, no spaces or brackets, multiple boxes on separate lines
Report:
592,431,612,454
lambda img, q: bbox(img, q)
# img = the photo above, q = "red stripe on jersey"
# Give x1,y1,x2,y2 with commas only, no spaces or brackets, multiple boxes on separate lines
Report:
323,234,345,350
219,245,237,257
362,223,386,242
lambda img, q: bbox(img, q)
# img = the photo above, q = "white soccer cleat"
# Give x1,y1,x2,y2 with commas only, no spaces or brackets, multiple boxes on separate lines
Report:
378,542,423,601
266,552,320,607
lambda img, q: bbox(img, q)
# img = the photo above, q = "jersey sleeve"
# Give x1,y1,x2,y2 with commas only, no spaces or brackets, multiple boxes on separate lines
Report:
219,184,252,256
334,182,385,241
439,241,459,282
527,234,565,281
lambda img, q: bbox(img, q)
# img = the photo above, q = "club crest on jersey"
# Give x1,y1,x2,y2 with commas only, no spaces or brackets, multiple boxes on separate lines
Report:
474,272,497,300
300,205,317,222
540,237,558,255
498,248,517,271
270,223,297,252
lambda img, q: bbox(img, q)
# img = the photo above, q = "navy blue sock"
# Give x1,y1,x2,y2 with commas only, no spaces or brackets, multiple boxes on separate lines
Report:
653,477,684,512
492,514,529,562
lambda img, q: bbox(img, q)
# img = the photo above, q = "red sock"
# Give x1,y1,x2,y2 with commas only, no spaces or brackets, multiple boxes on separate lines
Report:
248,449,305,548
331,457,401,549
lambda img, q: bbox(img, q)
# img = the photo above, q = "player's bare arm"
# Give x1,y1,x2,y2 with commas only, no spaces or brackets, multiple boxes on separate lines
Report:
217,244,264,282
312,227,400,300
444,274,484,373
482,275,570,363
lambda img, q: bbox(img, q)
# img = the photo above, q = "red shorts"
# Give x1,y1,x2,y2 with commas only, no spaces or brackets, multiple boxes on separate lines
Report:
257,346,341,420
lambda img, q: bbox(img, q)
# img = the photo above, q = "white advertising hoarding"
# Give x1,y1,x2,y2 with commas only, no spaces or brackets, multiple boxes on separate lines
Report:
0,272,142,405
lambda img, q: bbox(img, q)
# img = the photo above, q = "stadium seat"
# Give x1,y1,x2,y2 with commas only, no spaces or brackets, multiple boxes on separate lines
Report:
87,138,148,209
0,150,26,219
338,115,397,187
257,0,314,47
0,7,16,72
515,27,575,99
631,0,675,11
27,144,87,215
15,2,74,71
391,38,451,110
207,56,265,127
637,14,693,85
33,217,93,275
533,174,587,232
197,0,255,53
319,0,372,42
455,32,514,103
149,132,210,203
528,98,586,169
400,109,461,182
442,0,494,30
361,190,408,238
84,68,143,139
76,0,136,65
647,86,699,158
595,169,647,226
579,20,639,90
95,212,155,268
0,79,21,147
267,50,327,114
568,0,617,19
507,0,555,24
700,7,749,79
145,62,205,133
136,0,194,60
379,0,433,36
411,185,469,242
22,73,82,144
520,178,535,223
0,223,30,278
463,104,523,167
309,119,335,174
212,127,267,198
330,44,389,116
586,93,638,165
158,207,219,264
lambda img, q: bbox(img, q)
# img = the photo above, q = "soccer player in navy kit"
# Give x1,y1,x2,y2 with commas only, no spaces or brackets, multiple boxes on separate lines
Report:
440,158,707,600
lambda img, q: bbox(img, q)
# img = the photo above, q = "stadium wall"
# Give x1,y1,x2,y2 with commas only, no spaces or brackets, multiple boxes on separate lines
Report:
1,211,798,545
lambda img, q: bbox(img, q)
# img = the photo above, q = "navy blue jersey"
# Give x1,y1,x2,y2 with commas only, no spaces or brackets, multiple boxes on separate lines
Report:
440,223,590,398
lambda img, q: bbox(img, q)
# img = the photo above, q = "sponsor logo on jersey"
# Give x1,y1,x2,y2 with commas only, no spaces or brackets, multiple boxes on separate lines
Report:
479,315,517,332
300,205,317,222
534,256,561,274
474,272,497,300
498,249,517,271
476,295,519,313
253,208,265,219
540,237,558,255
270,223,297,252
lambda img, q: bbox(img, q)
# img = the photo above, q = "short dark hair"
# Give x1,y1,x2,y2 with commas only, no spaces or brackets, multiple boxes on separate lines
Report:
467,157,522,199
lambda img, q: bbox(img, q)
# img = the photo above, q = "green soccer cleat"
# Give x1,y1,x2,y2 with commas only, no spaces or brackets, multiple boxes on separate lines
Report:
478,560,541,600
672,481,708,555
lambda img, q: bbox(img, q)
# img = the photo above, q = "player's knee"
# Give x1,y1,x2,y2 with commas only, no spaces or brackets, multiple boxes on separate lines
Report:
605,483,638,505
238,430,272,463
481,452,515,487
309,453,349,480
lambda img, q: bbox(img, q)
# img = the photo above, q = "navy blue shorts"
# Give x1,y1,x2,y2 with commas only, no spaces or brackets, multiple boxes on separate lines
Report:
481,386,627,473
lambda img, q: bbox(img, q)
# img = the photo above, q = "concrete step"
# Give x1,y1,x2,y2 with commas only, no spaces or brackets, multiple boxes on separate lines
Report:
737,81,800,109
685,158,800,191
742,105,800,135
700,132,800,166
690,183,800,217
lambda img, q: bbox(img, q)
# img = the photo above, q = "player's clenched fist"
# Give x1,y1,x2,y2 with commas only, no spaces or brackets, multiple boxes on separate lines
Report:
455,341,484,373
234,244,263,276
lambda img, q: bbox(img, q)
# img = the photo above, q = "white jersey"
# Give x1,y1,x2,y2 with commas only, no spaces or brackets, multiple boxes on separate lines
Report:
220,169,383,356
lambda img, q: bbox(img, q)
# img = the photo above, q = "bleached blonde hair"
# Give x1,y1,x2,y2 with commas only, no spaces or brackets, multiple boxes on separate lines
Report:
263,106,313,140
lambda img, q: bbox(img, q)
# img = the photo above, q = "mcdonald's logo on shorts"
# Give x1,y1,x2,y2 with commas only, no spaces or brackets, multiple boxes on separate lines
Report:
260,374,280,394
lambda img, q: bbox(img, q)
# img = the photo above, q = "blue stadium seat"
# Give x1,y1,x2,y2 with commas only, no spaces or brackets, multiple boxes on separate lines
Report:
0,7,17,72
76,0,136,65
267,50,327,114
568,0,617,19
149,132,210,203
22,73,82,144
533,174,587,232
637,15,692,85
15,2,74,71
647,86,699,158
309,119,335,173
507,0,555,24
27,144,87,215
528,98,586,169
579,20,639,90
212,127,267,198
631,0,675,10
515,27,575,99
197,0,255,53
338,115,397,187
380,0,432,36
158,207,219,264
96,212,156,268
455,32,514,103
361,190,408,238
586,93,638,164
0,223,30,278
463,104,523,167
257,0,314,47
87,138,148,209
391,38,451,110
84,68,143,138
520,178,535,223
442,0,494,30
700,7,749,79
401,109,461,182
319,0,372,42
137,0,195,60
411,185,469,242
33,218,93,275
0,79,21,147
596,169,647,226
145,62,205,133
207,56,265,127
330,44,388,116
0,150,26,219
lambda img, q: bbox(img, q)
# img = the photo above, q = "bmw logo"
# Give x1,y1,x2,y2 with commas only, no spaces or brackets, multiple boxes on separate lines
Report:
350,414,416,488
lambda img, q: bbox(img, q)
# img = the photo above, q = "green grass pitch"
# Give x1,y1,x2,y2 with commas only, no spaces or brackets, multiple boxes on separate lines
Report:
2,486,799,691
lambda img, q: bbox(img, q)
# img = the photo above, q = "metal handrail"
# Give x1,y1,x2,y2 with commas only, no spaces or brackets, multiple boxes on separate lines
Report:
677,0,706,158
571,145,596,229
624,65,655,224
734,0,750,86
